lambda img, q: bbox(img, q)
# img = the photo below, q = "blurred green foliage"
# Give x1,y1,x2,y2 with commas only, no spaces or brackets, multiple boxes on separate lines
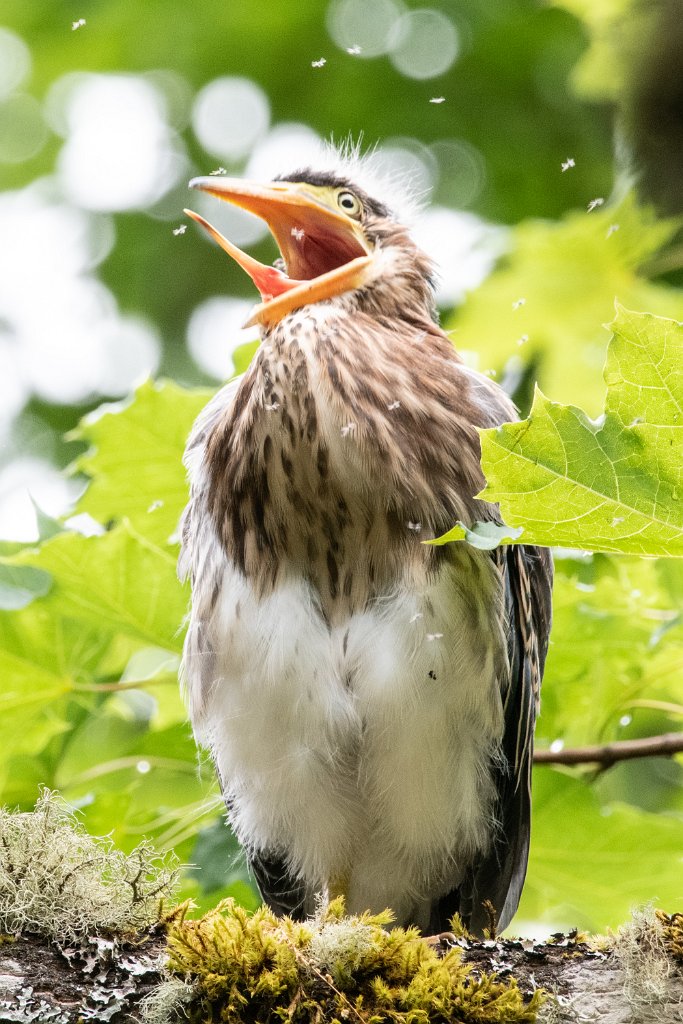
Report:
1,0,682,933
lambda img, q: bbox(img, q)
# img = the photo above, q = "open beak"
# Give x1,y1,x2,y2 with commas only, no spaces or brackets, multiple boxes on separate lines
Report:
185,177,374,328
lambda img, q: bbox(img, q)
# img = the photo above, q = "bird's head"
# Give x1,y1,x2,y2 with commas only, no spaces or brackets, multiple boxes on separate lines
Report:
185,167,436,328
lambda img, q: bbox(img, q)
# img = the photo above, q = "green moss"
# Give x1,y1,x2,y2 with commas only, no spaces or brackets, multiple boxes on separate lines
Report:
165,898,544,1023
655,911,683,962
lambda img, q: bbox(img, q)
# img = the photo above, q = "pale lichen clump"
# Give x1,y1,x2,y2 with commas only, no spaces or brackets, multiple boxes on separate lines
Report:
613,905,673,1008
0,789,178,942
162,896,544,1023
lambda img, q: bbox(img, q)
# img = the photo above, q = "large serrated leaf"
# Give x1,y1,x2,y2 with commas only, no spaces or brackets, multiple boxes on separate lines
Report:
71,379,214,544
478,308,683,555
14,522,187,652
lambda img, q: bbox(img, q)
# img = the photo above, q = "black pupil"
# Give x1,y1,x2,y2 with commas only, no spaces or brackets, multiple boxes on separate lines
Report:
341,195,354,208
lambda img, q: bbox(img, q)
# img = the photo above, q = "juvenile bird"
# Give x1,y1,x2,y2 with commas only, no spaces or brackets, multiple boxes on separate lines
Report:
179,151,552,936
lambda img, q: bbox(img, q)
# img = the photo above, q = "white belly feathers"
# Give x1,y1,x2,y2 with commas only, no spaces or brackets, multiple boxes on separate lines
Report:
184,521,506,927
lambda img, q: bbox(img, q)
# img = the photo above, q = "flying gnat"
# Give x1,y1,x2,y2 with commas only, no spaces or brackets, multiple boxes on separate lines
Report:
311,58,327,68
347,45,361,55
72,18,86,30
587,197,604,212
430,97,446,104
173,225,187,236
210,167,227,176
561,158,575,172
512,297,526,310
607,223,620,238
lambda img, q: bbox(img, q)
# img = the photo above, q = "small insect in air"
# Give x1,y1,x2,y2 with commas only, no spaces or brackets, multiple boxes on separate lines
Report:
72,18,86,30
561,157,575,172
311,58,327,68
587,197,604,212
173,225,187,236
430,97,446,104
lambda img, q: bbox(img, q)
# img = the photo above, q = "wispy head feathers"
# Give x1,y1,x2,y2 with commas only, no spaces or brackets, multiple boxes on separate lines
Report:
277,136,427,225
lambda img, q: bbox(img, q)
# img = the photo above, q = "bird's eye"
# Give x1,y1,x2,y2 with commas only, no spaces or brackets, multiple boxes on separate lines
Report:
337,191,362,217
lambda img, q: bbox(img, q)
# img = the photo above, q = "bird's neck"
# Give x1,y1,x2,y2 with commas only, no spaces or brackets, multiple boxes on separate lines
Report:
205,304,506,617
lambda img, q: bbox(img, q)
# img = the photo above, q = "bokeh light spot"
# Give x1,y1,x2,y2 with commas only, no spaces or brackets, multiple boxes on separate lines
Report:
372,137,437,201
0,94,47,163
245,123,324,181
55,74,185,211
0,28,31,100
389,9,459,80
412,206,507,307
327,0,406,58
0,458,81,542
430,138,486,209
187,297,258,380
192,77,270,161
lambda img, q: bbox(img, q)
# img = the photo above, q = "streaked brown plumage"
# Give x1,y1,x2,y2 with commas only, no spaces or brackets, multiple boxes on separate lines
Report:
179,157,553,936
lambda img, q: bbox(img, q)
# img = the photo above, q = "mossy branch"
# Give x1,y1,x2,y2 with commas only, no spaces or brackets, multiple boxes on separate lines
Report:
0,798,682,1024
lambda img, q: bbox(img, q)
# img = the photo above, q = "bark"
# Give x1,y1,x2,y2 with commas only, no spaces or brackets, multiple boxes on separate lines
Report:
1,927,681,1024
0,931,166,1023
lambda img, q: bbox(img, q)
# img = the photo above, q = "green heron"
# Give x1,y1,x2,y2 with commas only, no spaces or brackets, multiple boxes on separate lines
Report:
179,151,553,936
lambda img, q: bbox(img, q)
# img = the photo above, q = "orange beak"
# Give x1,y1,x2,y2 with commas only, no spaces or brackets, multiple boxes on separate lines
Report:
185,177,374,328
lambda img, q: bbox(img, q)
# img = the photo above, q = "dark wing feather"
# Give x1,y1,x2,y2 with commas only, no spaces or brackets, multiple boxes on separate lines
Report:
248,850,309,919
433,543,553,936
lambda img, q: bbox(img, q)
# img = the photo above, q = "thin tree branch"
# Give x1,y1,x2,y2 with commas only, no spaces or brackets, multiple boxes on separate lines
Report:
534,731,683,767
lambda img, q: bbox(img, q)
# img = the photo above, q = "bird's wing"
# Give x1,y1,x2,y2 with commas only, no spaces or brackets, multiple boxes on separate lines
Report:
179,373,310,917
178,375,243,587
442,543,553,936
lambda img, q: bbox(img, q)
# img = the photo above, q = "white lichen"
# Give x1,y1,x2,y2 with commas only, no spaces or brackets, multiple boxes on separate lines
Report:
140,976,197,1024
308,919,376,979
0,790,178,942
613,906,672,1009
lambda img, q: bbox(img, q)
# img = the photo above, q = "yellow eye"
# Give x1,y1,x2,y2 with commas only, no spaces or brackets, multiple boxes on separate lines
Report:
337,190,362,217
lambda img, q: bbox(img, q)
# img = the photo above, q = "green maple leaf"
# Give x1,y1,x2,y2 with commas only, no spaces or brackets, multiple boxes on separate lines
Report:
71,379,213,545
478,307,683,556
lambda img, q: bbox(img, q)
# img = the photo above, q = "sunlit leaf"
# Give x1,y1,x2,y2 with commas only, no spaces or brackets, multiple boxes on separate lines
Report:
71,380,213,544
14,523,188,652
453,197,683,413
478,308,683,555
538,555,683,749
520,769,683,931
0,563,52,610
